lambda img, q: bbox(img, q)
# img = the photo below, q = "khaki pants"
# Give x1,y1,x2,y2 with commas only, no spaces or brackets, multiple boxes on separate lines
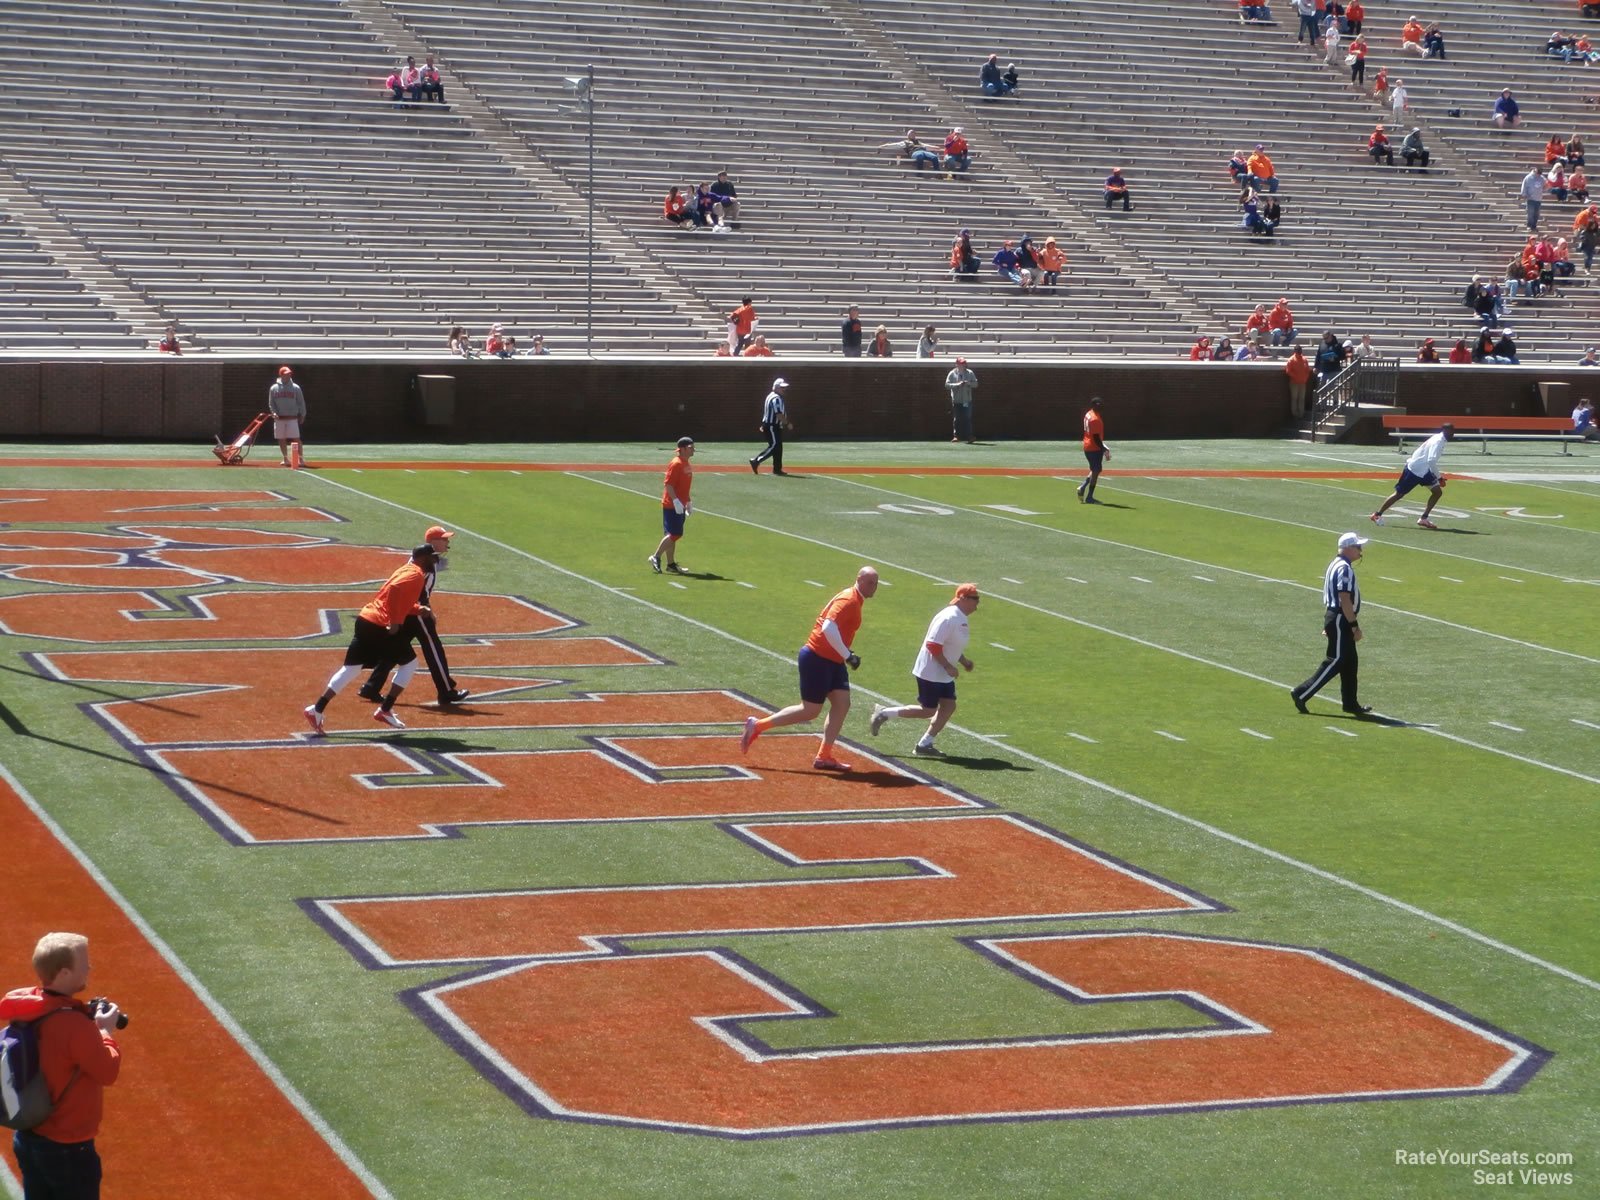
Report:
1289,380,1308,419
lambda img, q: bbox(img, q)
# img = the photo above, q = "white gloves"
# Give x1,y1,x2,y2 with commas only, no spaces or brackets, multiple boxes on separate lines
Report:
672,499,685,514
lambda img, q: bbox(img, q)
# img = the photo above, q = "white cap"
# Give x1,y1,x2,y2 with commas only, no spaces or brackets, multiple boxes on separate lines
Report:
772,377,788,387
1338,532,1369,550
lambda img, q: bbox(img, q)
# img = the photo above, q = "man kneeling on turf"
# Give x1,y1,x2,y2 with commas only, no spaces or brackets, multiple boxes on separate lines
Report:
1371,423,1454,530
870,584,978,757
304,544,437,733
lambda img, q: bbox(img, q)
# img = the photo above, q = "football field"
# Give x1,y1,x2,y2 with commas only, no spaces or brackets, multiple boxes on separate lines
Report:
0,437,1595,1199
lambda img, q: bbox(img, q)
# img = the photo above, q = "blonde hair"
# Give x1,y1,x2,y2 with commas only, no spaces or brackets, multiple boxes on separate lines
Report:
33,932,87,984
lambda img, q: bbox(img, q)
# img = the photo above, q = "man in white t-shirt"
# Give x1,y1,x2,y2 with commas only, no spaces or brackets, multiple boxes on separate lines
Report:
868,584,979,757
1370,423,1454,529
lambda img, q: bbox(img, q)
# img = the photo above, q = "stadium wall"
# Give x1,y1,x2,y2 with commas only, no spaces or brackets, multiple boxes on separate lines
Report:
0,360,1576,443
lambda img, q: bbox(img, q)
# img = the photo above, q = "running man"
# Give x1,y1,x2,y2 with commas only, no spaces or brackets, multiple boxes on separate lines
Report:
1077,396,1110,503
304,544,438,733
740,566,878,770
650,436,695,574
1371,423,1455,529
869,583,979,757
360,526,470,706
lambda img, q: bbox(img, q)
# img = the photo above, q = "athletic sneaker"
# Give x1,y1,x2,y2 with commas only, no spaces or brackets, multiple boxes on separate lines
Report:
437,689,472,706
665,562,688,574
1416,517,1438,530
740,716,759,754
868,705,887,737
913,742,945,758
648,554,662,573
373,706,406,729
813,755,852,772
302,705,325,736
1076,485,1087,502
1369,512,1383,526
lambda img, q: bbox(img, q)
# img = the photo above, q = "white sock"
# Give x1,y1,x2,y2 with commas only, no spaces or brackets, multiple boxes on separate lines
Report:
917,736,935,747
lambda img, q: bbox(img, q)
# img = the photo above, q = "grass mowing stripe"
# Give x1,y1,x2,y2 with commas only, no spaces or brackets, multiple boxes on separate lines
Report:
569,470,1600,786
307,470,1600,1002
825,474,1600,665
0,763,395,1200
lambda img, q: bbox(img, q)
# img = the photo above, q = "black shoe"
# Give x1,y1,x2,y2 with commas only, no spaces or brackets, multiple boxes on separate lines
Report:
665,562,688,574
773,469,789,476
357,686,383,703
1291,690,1308,714
439,689,472,705
1343,704,1373,716
748,458,759,474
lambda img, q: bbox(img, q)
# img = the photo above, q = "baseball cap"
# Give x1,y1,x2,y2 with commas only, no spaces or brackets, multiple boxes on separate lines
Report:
772,377,788,388
955,356,967,364
952,582,981,603
278,365,292,375
676,436,694,448
424,525,453,541
412,543,439,560
1338,532,1369,550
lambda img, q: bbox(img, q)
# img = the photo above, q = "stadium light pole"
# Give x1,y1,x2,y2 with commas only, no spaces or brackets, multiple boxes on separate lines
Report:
562,67,595,358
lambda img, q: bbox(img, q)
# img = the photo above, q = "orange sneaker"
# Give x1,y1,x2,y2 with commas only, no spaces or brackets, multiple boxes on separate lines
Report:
740,716,759,754
813,755,852,772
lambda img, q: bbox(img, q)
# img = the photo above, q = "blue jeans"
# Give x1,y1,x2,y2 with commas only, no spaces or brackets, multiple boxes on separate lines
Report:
982,81,1012,96
14,1131,103,1200
910,149,940,169
1526,199,1542,229
1247,173,1279,193
945,152,970,171
1297,12,1320,40
1271,327,1296,345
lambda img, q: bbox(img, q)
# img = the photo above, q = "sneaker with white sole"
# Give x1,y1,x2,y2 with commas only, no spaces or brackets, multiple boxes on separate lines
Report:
1416,517,1438,530
303,705,325,736
373,706,406,729
648,555,662,573
740,716,759,754
869,705,887,737
1369,513,1383,526
813,755,852,772
913,742,945,757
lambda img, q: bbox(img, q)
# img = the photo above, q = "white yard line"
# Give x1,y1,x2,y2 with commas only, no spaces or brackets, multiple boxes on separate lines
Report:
1489,721,1524,733
1327,726,1360,738
304,472,1600,998
1241,728,1274,740
1154,730,1187,743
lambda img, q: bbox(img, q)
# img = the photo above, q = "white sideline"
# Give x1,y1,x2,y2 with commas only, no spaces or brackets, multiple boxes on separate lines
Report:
0,763,394,1199
305,472,1600,996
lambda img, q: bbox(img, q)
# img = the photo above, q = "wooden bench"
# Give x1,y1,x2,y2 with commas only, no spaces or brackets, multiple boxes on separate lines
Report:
1382,414,1586,455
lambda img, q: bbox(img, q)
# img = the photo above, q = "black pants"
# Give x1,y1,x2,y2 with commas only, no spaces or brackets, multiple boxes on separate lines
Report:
365,609,456,699
14,1131,102,1200
753,423,784,472
1402,149,1430,167
420,82,444,102
1294,611,1360,710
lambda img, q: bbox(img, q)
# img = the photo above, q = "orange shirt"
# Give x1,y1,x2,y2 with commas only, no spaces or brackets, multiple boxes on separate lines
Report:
359,561,426,627
1547,138,1567,164
804,586,865,663
743,342,774,356
1346,2,1364,19
1284,354,1314,384
0,991,122,1145
1574,208,1599,232
1037,245,1066,271
729,303,756,337
1401,20,1423,43
663,192,685,218
1244,312,1269,335
1268,304,1294,330
661,452,692,508
1082,408,1105,452
1246,152,1274,179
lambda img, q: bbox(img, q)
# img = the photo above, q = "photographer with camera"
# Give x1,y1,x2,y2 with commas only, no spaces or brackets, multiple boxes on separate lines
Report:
2,932,125,1199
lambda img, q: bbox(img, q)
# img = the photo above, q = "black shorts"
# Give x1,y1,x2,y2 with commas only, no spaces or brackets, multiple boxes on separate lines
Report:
344,616,417,668
1084,449,1105,473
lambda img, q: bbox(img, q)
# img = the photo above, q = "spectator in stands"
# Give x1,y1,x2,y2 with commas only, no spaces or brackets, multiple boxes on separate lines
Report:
1016,235,1047,286
420,55,444,103
841,306,864,356
1417,337,1440,362
1494,89,1521,129
867,325,893,357
1580,348,1600,366
1240,0,1273,23
663,186,692,227
1548,161,1570,201
1575,398,1600,438
158,324,182,354
1575,29,1600,57
1344,0,1364,33
1422,23,1446,58
1547,135,1570,168
1505,250,1532,302
1570,166,1590,201
1240,187,1267,234
1586,1,1600,20
397,56,421,103
1243,304,1271,345
1325,0,1346,32
448,326,475,357
485,323,507,355
691,183,726,229
1355,333,1378,359
1246,145,1280,193
1038,237,1066,288
1323,17,1342,65
1472,328,1496,362
1261,193,1283,234
1368,125,1396,166
526,334,549,355
1490,329,1520,363
1104,167,1132,210
1449,337,1473,363
1554,237,1577,277
1227,148,1250,186
1234,341,1261,361
1004,61,1021,90
943,128,971,173
1399,16,1425,54
1294,0,1321,45
919,326,938,357
1568,134,1587,166
385,68,405,104
709,172,740,225
1575,203,1600,268
1285,345,1313,416
950,230,980,279
1462,273,1487,312
1400,127,1430,168
744,334,774,357
500,335,520,357
1390,79,1409,120
886,129,943,170
981,54,1014,97
1268,296,1298,344
1371,67,1388,104
1188,335,1214,360
728,297,757,355
1213,337,1237,361
1548,31,1578,62
992,240,1034,290
1348,34,1369,85
1313,331,1346,383
1521,165,1548,230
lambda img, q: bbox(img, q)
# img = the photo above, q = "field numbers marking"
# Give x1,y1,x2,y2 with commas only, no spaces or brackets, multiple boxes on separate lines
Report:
1475,506,1564,520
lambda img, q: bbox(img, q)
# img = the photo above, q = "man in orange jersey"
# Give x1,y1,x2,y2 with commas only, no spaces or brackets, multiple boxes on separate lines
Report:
304,544,437,732
649,436,695,575
2,932,124,1200
1076,396,1111,504
727,296,757,355
741,566,879,771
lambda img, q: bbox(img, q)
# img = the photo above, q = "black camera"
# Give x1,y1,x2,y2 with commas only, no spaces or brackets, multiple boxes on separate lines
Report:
89,997,130,1030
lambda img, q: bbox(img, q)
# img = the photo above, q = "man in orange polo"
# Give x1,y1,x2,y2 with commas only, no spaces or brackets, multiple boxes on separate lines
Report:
2,932,124,1199
741,566,879,771
649,436,695,575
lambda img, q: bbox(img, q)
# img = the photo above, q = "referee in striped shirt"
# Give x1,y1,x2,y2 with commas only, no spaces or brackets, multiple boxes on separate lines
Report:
1290,531,1373,716
749,377,790,475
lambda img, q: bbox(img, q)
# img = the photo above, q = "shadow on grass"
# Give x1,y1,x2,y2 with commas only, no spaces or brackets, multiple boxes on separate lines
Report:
936,754,1033,771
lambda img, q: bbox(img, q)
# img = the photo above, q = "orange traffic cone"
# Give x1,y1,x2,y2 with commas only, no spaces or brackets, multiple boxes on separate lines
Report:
290,441,303,469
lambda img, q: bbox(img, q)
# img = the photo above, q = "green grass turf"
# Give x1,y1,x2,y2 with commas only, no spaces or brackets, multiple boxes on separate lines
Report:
0,442,1596,1199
